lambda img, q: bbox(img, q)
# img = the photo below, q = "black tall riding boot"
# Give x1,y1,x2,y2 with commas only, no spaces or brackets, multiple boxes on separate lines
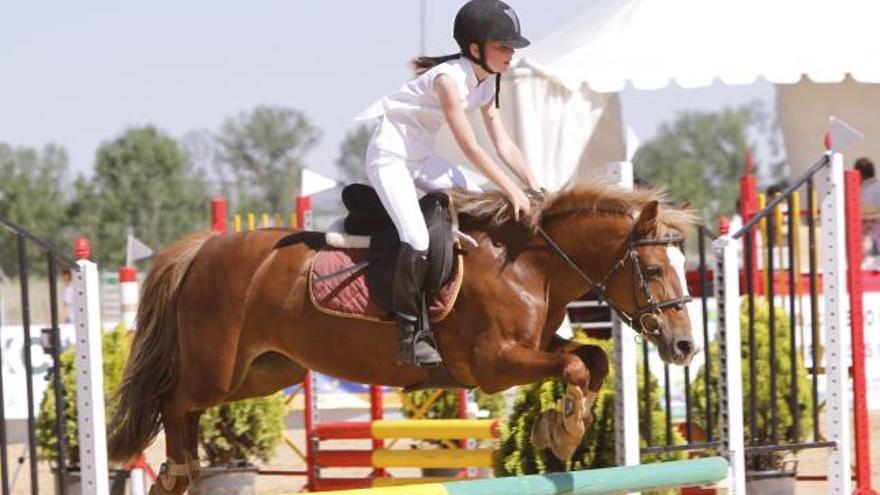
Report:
393,243,442,366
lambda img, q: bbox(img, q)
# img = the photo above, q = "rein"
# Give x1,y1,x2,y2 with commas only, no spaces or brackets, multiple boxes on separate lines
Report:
537,210,691,335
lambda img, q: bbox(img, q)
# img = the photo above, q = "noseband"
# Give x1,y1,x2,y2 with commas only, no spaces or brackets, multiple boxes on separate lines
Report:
537,214,692,336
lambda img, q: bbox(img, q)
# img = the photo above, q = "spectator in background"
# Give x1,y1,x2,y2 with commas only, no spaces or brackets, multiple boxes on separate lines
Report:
855,157,880,208
854,157,880,258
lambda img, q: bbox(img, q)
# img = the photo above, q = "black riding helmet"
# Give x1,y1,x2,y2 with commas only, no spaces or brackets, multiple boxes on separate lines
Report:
453,0,530,107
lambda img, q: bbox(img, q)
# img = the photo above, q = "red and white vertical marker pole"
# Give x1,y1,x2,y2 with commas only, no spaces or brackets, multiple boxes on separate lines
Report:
119,267,138,331
120,230,154,495
119,264,144,495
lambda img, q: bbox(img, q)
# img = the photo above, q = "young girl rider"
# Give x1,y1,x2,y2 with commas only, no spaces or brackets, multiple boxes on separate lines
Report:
359,0,541,367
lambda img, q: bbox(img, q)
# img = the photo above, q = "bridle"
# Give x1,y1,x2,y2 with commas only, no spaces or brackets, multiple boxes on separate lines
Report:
537,211,692,336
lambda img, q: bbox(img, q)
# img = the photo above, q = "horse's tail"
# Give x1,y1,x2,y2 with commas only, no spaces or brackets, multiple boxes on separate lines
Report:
108,230,217,462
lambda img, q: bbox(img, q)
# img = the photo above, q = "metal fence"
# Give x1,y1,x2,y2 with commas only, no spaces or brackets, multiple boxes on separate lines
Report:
0,213,78,495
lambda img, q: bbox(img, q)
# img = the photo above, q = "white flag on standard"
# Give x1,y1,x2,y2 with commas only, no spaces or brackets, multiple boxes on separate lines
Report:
126,229,154,267
301,168,339,197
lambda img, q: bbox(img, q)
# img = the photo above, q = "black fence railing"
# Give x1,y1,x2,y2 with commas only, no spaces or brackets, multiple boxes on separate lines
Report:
1,212,78,495
736,171,835,462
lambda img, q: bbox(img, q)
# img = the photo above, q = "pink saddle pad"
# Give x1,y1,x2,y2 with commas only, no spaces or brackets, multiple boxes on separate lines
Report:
309,247,462,324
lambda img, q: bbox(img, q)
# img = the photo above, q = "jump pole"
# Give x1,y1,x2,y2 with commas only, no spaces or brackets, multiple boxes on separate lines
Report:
308,457,728,495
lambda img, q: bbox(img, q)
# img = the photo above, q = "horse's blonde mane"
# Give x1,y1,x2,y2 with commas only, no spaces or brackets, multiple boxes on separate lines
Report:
450,181,697,235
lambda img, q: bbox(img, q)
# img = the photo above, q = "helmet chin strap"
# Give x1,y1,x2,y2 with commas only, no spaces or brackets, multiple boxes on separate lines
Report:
467,42,501,108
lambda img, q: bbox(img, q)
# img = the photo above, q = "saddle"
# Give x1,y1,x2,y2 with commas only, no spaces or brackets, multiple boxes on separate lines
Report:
309,184,461,320
344,184,456,304
306,185,475,389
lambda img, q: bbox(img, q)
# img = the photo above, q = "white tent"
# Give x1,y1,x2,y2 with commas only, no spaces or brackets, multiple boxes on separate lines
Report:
441,0,880,189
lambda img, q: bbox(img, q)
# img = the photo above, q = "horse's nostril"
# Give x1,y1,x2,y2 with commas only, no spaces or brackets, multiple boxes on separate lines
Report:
676,340,693,356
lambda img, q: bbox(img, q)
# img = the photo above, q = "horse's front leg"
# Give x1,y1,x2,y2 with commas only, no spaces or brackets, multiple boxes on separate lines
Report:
540,335,610,442
483,343,592,461
492,337,609,461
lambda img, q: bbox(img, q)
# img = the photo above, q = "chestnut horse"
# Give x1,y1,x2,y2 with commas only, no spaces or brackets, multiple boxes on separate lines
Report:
108,184,697,494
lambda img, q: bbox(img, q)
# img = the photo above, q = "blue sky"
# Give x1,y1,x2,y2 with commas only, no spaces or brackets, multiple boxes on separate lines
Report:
0,1,772,181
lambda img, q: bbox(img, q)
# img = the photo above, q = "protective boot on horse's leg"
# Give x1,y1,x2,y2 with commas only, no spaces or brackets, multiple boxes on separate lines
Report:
481,341,603,461
152,405,200,495
549,337,610,428
529,337,610,459
393,243,441,366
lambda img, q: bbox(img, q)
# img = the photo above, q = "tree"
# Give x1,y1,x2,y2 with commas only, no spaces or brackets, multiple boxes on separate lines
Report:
70,126,208,267
180,129,225,197
634,103,784,225
214,106,321,213
0,143,71,274
334,124,373,184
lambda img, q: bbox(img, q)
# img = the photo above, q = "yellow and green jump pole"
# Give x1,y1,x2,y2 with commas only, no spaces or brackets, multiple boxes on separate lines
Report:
310,457,729,495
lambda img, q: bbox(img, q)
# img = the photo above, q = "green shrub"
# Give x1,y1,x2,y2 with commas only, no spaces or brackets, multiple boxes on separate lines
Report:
495,329,685,479
37,322,286,469
691,300,813,471
198,393,286,467
37,323,130,465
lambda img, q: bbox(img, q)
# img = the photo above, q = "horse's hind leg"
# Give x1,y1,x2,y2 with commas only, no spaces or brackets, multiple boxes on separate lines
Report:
150,402,201,495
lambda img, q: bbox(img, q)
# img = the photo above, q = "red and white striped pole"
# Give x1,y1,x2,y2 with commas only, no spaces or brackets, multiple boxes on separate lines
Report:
118,267,138,332
118,266,147,494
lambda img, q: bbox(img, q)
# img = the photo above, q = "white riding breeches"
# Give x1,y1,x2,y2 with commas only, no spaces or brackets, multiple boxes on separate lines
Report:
365,143,484,251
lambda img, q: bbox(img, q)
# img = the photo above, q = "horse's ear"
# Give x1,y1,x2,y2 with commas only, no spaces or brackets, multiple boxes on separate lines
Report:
634,201,660,237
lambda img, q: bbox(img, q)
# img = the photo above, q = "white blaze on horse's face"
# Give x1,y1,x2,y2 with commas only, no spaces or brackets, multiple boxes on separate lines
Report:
666,246,689,298
661,244,697,366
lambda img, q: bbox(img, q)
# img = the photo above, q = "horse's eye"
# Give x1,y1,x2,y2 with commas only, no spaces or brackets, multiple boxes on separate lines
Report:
645,265,663,278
